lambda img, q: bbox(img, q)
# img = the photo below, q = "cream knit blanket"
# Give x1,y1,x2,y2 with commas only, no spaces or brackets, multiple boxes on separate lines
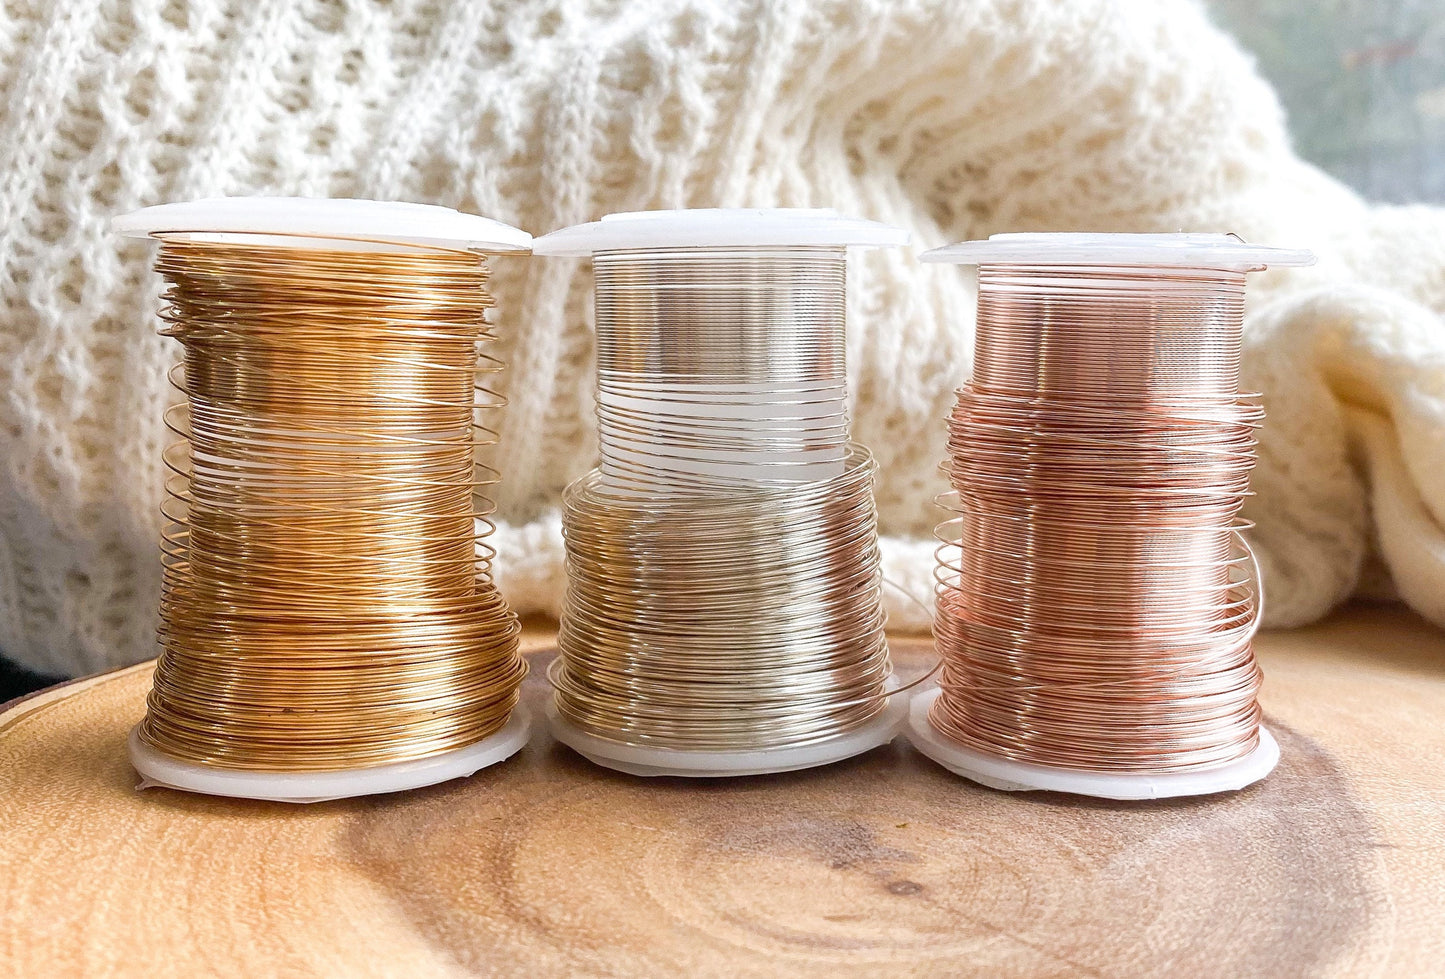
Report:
2,0,1442,676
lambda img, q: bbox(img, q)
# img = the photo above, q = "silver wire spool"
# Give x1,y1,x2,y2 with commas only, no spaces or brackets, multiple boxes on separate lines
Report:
533,209,909,776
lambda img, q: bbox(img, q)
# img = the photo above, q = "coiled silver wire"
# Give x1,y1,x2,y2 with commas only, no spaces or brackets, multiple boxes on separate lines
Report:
592,247,850,490
552,246,894,750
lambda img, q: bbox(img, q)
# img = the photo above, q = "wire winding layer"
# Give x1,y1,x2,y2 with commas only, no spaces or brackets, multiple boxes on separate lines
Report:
553,246,893,752
931,265,1265,773
138,240,526,772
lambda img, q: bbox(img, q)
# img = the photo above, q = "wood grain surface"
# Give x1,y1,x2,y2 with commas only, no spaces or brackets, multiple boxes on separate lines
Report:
1,603,1442,978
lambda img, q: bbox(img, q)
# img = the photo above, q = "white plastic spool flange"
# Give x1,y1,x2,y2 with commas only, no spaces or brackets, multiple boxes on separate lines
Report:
909,231,1308,799
546,679,907,778
113,197,532,253
128,707,532,804
116,197,533,802
907,689,1279,800
919,231,1314,269
530,207,908,255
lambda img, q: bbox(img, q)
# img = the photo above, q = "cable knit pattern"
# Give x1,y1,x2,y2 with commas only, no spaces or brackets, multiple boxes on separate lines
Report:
1,0,1442,675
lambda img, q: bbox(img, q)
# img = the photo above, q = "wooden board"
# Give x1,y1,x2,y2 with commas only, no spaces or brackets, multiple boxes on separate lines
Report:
1,604,1442,977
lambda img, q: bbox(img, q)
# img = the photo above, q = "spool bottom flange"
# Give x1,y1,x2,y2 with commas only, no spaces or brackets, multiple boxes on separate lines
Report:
127,706,532,803
546,692,907,778
906,688,1279,800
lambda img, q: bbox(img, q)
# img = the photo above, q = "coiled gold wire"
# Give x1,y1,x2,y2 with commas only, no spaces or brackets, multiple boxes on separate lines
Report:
137,238,526,771
552,246,894,751
931,264,1265,773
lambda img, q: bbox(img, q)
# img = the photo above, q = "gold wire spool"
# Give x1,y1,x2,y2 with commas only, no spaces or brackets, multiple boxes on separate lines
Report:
549,242,897,756
136,237,526,773
930,262,1269,775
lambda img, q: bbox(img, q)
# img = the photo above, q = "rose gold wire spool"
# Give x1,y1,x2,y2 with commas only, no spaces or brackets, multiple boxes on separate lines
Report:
112,198,534,803
909,234,1314,800
532,209,912,777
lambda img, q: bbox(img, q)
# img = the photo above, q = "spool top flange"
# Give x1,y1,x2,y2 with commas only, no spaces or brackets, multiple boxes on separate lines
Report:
921,232,1314,270
531,207,908,255
112,197,532,253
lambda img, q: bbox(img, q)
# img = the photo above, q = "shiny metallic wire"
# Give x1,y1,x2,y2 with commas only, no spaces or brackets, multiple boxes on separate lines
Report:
553,246,893,750
930,263,1266,773
591,247,851,490
138,238,527,771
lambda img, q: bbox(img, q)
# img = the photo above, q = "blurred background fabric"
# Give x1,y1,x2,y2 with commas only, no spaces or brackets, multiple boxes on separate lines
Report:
0,0,1443,680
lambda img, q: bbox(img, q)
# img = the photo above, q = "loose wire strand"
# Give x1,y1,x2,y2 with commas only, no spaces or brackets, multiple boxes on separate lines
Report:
138,239,527,771
930,263,1267,774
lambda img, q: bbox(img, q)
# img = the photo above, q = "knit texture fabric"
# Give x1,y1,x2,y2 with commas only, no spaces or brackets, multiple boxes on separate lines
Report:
1,0,1442,676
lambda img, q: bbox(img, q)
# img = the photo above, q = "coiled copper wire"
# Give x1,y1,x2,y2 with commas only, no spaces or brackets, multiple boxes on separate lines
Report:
552,246,894,750
137,239,526,771
930,264,1266,773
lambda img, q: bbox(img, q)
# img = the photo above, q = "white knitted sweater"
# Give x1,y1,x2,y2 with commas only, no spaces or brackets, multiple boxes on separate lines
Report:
2,0,1442,676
